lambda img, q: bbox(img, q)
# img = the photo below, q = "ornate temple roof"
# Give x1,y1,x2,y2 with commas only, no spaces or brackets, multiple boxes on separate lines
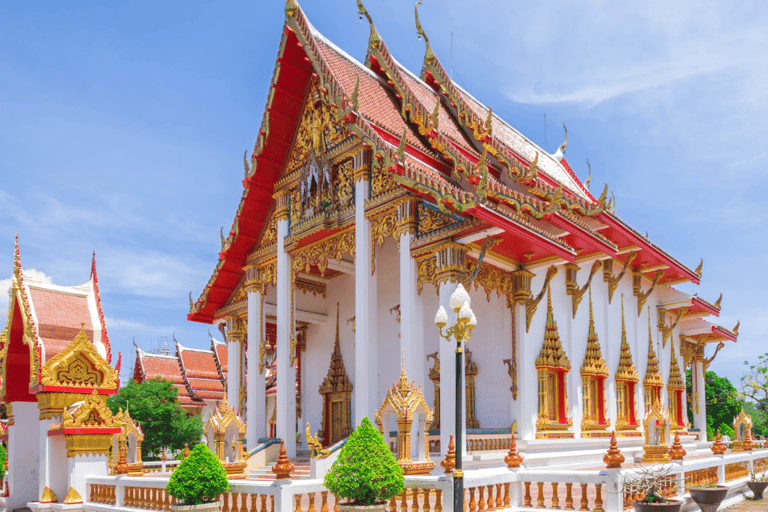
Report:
132,345,197,408
188,0,706,324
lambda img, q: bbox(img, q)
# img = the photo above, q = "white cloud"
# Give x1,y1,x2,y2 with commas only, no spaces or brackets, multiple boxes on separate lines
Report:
103,317,150,331
101,250,208,299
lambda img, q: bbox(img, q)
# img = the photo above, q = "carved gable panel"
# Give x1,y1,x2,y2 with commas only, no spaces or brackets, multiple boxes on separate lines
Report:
41,327,117,390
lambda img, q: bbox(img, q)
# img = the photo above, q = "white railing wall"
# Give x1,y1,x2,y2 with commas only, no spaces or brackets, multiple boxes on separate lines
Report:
82,450,768,512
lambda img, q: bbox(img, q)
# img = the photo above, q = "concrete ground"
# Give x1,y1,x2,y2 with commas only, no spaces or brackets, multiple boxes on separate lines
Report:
725,498,768,511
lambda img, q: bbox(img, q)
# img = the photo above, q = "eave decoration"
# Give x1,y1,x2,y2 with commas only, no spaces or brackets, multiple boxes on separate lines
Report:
375,353,435,475
580,288,610,436
603,252,636,304
633,269,664,317
565,261,602,319
535,284,573,439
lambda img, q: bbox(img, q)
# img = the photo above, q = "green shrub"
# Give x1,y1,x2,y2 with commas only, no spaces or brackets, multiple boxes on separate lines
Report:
0,445,6,480
324,417,404,506
166,443,229,505
719,423,735,439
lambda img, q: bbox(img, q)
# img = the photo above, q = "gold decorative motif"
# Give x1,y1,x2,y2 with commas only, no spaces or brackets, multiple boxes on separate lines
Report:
63,487,83,505
525,266,558,332
261,216,277,247
416,256,437,295
271,441,294,480
40,486,58,503
668,431,686,460
370,208,399,274
62,389,120,430
603,252,636,304
295,277,326,298
504,433,523,469
658,307,686,348
566,261,602,319
714,293,723,309
694,258,703,276
633,269,664,317
427,351,440,429
318,304,352,446
291,229,355,278
535,285,573,438
644,307,664,412
581,288,610,434
711,429,727,455
467,259,514,303
441,434,456,473
733,410,753,452
204,397,247,477
417,202,455,236
375,354,435,475
603,431,624,468
306,422,330,458
667,338,685,431
465,348,480,429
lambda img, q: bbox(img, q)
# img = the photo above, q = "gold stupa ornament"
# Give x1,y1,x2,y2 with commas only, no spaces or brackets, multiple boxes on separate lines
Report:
733,410,753,452
641,400,670,463
203,397,247,479
375,353,434,475
110,408,145,476
581,288,610,436
615,297,639,434
667,338,685,431
643,308,664,412
535,284,573,439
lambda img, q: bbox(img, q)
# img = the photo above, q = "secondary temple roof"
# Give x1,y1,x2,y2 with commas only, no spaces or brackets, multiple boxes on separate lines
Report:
188,0,724,344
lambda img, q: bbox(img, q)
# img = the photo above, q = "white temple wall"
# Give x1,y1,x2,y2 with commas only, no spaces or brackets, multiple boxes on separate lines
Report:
375,239,402,406
565,267,591,438
8,401,39,510
466,286,512,429
300,272,355,436
420,281,439,424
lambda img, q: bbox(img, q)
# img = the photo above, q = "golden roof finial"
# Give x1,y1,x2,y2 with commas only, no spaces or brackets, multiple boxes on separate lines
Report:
694,258,703,276
733,320,740,336
415,1,436,64
585,158,592,189
558,123,568,155
13,233,21,279
357,0,381,49
243,150,250,177
645,307,662,387
397,349,411,393
285,0,299,17
714,293,722,309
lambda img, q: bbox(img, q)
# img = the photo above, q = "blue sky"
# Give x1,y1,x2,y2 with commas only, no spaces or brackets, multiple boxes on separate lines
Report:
1,1,765,387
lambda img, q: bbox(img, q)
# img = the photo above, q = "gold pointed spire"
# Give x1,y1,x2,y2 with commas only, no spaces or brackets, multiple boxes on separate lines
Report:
581,287,608,377
397,350,412,394
644,307,663,388
536,284,570,371
415,1,436,64
667,337,684,390
319,304,352,396
615,295,638,382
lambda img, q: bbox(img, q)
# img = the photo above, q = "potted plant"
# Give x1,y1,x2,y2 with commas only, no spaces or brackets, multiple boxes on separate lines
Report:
688,484,728,512
618,465,682,512
324,417,404,512
166,443,229,512
744,462,768,500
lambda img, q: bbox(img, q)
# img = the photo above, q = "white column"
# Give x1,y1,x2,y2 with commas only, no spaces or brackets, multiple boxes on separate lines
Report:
693,360,707,436
227,335,241,412
247,288,266,449
354,178,377,425
7,402,40,510
515,302,535,440
276,207,296,457
398,204,423,388
38,416,57,500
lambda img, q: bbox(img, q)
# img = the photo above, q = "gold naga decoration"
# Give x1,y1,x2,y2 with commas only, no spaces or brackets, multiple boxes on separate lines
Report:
306,422,330,458
426,351,440,429
644,307,664,412
565,260,602,319
615,296,639,434
502,304,518,400
375,353,435,475
535,284,573,438
318,304,353,446
633,269,664,317
658,306,687,348
714,293,723,309
602,252,637,304
581,288,610,435
525,266,558,332
694,258,703,277
370,207,399,274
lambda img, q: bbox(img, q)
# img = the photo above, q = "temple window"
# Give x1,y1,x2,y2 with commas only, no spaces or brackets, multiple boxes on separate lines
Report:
615,297,639,434
580,290,610,436
535,285,573,439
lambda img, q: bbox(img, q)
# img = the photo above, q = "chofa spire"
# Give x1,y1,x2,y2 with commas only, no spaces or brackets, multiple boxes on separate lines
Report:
414,1,436,65
357,0,381,49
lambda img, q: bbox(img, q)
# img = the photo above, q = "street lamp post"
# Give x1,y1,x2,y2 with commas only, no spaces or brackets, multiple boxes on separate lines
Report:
435,283,476,512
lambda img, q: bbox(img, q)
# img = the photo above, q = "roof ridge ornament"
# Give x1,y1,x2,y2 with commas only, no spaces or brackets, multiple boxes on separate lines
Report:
357,0,381,49
694,258,703,277
585,159,591,189
243,150,250,177
285,0,299,18
415,1,436,65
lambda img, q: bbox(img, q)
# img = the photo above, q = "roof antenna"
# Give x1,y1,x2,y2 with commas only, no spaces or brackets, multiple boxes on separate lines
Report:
450,32,453,80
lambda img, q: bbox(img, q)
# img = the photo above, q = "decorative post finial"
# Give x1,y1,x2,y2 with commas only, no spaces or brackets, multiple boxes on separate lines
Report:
440,434,456,473
114,445,129,475
711,429,726,455
183,442,190,459
669,431,686,460
272,440,295,479
504,432,523,469
603,431,624,469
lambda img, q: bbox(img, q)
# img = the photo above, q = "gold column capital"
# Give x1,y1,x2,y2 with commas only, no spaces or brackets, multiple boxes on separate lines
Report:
396,197,419,236
433,241,467,286
273,190,292,221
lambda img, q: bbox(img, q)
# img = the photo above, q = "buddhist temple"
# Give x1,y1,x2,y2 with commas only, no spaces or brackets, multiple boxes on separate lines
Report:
186,0,739,460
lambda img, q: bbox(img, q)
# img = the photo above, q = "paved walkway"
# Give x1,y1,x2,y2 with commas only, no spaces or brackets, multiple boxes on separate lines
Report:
724,498,768,511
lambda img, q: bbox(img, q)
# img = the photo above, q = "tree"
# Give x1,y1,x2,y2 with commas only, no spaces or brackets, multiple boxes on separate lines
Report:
107,378,204,460
742,352,768,436
687,369,740,439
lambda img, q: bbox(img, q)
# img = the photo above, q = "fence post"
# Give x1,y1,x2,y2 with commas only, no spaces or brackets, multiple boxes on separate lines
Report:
508,469,522,508
672,464,684,499
115,477,126,507
715,455,725,484
441,476,454,512
603,469,623,512
274,480,292,512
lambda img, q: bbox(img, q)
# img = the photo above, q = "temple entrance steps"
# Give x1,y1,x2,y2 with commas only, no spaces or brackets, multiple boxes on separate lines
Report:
248,458,312,480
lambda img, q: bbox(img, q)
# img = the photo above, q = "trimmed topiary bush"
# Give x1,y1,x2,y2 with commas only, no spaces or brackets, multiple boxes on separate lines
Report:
324,417,404,506
166,443,229,505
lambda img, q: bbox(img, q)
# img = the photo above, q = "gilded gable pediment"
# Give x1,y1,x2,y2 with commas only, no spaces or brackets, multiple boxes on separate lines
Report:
40,326,117,390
